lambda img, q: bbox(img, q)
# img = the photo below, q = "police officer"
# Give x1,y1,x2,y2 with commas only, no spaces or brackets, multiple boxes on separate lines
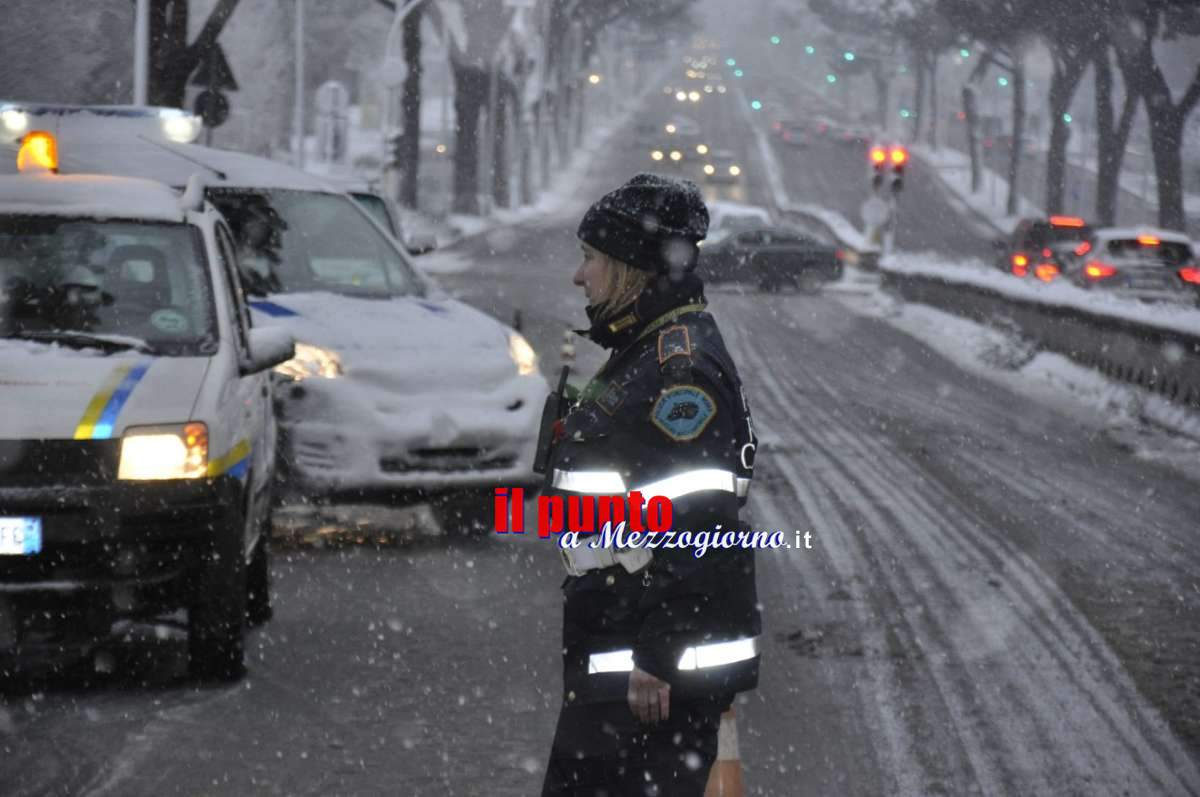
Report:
539,174,760,796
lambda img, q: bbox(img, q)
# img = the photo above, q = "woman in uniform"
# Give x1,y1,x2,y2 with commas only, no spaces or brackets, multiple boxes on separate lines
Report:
540,173,761,797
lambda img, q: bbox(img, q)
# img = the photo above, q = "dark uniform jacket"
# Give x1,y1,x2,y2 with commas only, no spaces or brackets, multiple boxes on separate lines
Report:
541,275,760,708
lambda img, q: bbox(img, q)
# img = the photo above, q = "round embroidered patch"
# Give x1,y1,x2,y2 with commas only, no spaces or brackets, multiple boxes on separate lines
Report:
651,385,716,441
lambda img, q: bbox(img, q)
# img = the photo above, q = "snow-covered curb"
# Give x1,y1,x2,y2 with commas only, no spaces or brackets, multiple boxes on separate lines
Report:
881,251,1200,340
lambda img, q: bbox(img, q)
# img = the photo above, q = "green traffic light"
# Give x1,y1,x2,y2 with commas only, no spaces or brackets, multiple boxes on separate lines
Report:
843,52,855,62
805,45,815,55
751,100,762,110
734,69,744,78
770,36,781,45
826,74,837,84
726,58,736,67
960,48,970,58
1063,113,1073,123
998,77,1009,87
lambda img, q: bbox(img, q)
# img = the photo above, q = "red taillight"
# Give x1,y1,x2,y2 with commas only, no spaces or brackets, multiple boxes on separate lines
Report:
1074,240,1092,256
1041,247,1052,258
1050,215,1085,228
1011,253,1029,276
783,132,792,141
1035,264,1059,282
772,121,783,131
1179,266,1200,285
835,249,846,261
1085,261,1118,280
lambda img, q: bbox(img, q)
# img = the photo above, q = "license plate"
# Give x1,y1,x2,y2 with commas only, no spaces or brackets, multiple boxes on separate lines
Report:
0,517,42,555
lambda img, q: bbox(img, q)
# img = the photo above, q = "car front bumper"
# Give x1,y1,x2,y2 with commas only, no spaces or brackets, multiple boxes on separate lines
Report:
274,372,548,500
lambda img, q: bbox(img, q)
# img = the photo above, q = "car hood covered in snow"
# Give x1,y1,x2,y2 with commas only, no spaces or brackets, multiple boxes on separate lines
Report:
248,292,524,393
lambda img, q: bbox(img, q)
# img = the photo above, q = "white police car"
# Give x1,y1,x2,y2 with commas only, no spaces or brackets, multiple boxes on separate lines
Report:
0,132,294,680
0,109,549,533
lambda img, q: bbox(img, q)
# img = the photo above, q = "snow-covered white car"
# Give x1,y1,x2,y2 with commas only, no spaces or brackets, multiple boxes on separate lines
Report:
0,135,294,680
0,111,549,531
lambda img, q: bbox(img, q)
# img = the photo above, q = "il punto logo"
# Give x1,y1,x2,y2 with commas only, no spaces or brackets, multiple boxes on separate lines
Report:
492,487,673,537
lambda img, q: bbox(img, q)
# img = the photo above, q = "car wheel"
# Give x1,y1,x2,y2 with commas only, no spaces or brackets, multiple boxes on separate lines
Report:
797,270,823,295
246,535,272,627
188,503,248,682
430,489,495,536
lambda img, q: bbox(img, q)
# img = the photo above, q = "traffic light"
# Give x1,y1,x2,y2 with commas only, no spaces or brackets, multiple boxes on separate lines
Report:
869,145,887,190
890,145,908,192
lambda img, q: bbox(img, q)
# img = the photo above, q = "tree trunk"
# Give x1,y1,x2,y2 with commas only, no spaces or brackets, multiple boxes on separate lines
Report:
1148,107,1186,230
1045,53,1086,214
963,86,981,192
872,64,890,132
452,62,488,215
911,51,926,142
928,54,940,148
149,1,191,107
1006,54,1026,216
1093,47,1139,226
399,3,423,209
492,82,510,208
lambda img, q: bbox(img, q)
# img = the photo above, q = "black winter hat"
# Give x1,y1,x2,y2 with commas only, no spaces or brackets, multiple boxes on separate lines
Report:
577,173,710,275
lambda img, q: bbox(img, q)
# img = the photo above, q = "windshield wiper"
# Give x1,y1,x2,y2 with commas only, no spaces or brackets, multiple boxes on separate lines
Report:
10,330,159,355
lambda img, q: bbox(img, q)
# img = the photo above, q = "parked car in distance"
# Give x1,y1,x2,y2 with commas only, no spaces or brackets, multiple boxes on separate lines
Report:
994,215,1094,282
776,121,810,148
696,226,844,293
1062,227,1198,304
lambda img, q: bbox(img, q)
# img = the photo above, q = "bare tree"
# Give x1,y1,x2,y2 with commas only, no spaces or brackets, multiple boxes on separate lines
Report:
147,0,242,107
1106,0,1200,230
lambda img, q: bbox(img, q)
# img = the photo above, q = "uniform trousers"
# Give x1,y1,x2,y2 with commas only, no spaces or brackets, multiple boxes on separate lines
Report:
541,699,722,797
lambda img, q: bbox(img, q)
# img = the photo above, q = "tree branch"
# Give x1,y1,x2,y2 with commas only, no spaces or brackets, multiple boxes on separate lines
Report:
186,0,241,64
376,0,396,11
1179,61,1200,117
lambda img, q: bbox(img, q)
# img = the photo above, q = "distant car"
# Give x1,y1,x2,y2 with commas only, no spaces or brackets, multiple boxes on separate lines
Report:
703,201,773,247
994,216,1094,281
342,185,438,256
1062,227,1198,304
703,149,742,183
777,121,810,148
665,115,701,141
696,226,845,293
838,126,872,147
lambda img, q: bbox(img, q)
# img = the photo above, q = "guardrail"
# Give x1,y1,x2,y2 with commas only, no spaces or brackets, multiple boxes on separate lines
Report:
881,270,1200,409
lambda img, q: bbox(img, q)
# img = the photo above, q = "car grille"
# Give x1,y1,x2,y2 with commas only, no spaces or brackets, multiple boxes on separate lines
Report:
0,440,118,487
380,447,515,473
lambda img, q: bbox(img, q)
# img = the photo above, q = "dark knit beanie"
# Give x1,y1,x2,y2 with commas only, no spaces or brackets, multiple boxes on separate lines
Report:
576,173,710,275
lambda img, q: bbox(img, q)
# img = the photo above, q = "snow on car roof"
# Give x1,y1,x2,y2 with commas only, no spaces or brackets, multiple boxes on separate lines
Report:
1094,227,1193,245
0,173,184,222
0,128,338,193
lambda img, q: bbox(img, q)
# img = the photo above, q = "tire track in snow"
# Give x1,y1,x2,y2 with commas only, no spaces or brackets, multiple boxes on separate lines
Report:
723,300,1200,795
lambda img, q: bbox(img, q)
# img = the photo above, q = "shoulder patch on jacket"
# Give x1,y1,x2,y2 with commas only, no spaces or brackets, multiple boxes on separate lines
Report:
651,385,716,441
657,325,692,365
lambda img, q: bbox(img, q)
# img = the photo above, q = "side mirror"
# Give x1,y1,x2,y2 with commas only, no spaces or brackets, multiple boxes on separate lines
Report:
405,233,438,256
242,327,294,375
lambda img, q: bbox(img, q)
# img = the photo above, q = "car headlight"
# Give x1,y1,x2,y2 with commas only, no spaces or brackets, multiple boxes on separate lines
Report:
118,423,208,481
509,332,538,376
274,342,344,380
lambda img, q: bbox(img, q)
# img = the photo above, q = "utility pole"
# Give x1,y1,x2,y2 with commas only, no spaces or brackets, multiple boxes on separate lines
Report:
293,0,306,168
133,0,150,105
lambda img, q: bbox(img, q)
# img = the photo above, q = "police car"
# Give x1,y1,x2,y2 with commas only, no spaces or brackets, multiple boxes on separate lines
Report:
0,106,549,532
0,131,294,680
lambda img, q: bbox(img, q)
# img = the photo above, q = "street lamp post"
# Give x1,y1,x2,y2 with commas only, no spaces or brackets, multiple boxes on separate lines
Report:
293,0,306,168
133,0,150,105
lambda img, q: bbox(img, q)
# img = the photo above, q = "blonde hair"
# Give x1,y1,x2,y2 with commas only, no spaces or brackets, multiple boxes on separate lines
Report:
594,253,652,321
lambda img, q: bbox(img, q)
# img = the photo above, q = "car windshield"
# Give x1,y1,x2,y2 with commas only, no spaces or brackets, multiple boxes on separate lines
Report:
1106,239,1192,266
208,188,423,298
0,216,215,356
